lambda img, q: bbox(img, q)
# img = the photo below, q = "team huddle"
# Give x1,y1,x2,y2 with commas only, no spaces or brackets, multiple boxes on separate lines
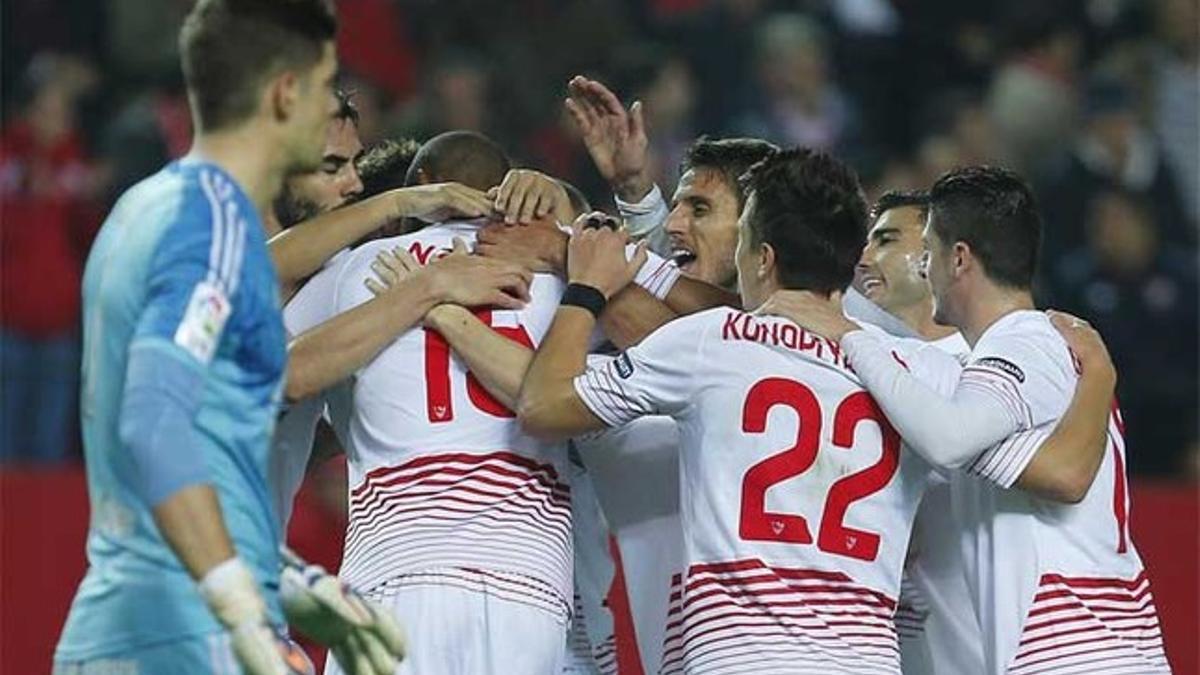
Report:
52,1,1171,675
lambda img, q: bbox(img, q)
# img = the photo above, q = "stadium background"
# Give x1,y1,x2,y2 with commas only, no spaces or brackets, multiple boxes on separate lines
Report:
0,0,1196,672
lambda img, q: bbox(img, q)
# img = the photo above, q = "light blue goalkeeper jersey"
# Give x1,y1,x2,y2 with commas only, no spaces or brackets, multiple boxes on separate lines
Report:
55,159,287,659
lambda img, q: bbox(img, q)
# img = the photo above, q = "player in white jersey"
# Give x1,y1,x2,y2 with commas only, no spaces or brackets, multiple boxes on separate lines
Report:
766,166,1169,674
516,150,1117,674
845,190,981,675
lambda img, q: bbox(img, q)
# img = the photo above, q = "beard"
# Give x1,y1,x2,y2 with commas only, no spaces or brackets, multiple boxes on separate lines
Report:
273,184,322,230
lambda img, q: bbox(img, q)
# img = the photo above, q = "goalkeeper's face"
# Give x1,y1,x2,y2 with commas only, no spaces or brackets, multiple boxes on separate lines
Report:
283,42,340,175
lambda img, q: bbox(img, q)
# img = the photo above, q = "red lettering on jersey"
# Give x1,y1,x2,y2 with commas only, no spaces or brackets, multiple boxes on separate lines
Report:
465,309,535,417
408,242,438,265
722,312,742,340
798,330,819,352
780,323,799,349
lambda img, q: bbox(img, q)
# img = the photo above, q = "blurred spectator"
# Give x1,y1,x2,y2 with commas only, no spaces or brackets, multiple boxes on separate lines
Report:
1,53,105,463
1039,73,1191,266
987,1,1083,172
100,75,191,201
733,13,863,158
395,51,491,141
1049,190,1198,475
104,0,191,84
1149,0,1199,229
611,46,697,191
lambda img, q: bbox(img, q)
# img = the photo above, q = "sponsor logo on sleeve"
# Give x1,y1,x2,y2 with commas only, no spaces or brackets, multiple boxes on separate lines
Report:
615,352,635,379
973,356,1025,383
174,280,231,364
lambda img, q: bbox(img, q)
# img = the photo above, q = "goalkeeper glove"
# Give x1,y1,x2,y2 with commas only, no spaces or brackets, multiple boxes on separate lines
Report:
280,547,407,675
200,557,314,675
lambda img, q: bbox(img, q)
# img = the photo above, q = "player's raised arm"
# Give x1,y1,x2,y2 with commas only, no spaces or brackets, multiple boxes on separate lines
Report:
269,182,494,300
284,239,531,402
518,216,647,438
759,290,1115,502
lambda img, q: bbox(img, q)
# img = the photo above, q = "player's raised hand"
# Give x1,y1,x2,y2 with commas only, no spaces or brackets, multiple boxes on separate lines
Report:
567,211,647,299
364,246,421,295
564,76,652,202
280,548,406,675
755,289,861,342
393,182,494,224
1046,310,1117,387
476,220,569,275
490,169,572,225
426,237,533,309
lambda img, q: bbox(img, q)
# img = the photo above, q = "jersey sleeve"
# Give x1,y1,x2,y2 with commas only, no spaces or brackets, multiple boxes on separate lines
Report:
630,244,680,300
841,330,1023,471
132,188,244,367
967,422,1052,488
616,183,671,257
958,336,1046,431
573,312,708,427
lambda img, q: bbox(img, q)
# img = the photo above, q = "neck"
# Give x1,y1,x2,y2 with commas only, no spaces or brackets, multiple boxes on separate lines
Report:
893,297,959,342
959,283,1035,347
190,123,286,215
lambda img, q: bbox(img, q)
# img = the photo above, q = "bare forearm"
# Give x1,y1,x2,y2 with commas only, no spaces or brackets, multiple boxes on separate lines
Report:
600,285,677,349
286,276,437,401
152,484,237,580
664,276,740,315
269,192,397,291
429,306,533,408
518,307,604,438
1017,371,1115,502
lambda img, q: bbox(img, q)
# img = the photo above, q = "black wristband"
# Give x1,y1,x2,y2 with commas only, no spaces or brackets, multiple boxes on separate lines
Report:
561,283,607,318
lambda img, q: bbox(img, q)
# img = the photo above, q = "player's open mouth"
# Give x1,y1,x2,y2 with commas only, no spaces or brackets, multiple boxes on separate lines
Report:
860,275,884,295
672,248,697,269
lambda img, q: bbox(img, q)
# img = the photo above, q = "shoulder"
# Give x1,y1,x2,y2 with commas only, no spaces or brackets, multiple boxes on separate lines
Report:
969,311,1072,386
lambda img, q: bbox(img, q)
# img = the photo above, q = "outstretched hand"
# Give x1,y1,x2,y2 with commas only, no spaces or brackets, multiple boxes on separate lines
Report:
564,76,652,203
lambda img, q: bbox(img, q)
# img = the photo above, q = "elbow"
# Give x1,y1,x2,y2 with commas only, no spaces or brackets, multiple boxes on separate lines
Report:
283,369,317,405
516,396,558,440
1043,470,1093,504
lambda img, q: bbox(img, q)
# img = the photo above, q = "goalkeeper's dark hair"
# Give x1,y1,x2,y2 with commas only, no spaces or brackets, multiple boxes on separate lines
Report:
739,148,868,295
680,137,779,212
871,189,929,224
928,165,1041,289
180,0,337,133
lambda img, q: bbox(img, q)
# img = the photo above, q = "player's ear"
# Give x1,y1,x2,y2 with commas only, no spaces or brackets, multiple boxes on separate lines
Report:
951,241,971,278
268,70,301,123
757,241,777,283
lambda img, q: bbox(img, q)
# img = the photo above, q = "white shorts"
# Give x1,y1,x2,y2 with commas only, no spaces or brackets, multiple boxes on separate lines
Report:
326,580,567,675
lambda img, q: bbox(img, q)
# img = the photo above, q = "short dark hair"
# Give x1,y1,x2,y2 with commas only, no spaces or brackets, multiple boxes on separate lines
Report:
404,130,511,192
680,137,779,211
928,166,1041,289
740,148,868,295
871,189,929,223
357,137,422,200
334,89,359,125
180,0,337,132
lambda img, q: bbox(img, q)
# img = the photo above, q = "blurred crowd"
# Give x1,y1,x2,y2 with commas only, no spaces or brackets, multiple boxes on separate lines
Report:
1,0,1197,476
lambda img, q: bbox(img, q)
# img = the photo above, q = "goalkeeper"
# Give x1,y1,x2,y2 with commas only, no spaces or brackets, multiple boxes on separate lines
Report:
54,2,399,674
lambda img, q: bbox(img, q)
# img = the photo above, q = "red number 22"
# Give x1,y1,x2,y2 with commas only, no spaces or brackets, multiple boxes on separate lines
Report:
740,378,900,562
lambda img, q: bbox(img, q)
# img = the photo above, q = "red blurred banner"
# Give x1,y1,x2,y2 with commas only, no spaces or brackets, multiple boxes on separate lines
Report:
3,468,1196,674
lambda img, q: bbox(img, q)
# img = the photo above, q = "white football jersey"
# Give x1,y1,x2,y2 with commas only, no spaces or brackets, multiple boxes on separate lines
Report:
892,331,985,675
574,308,962,674
268,249,352,527
285,221,574,619
951,311,1168,674
574,414,684,674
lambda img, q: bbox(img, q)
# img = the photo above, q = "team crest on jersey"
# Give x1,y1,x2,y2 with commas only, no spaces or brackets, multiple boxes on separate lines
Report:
974,356,1025,383
174,280,231,364
615,352,634,379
